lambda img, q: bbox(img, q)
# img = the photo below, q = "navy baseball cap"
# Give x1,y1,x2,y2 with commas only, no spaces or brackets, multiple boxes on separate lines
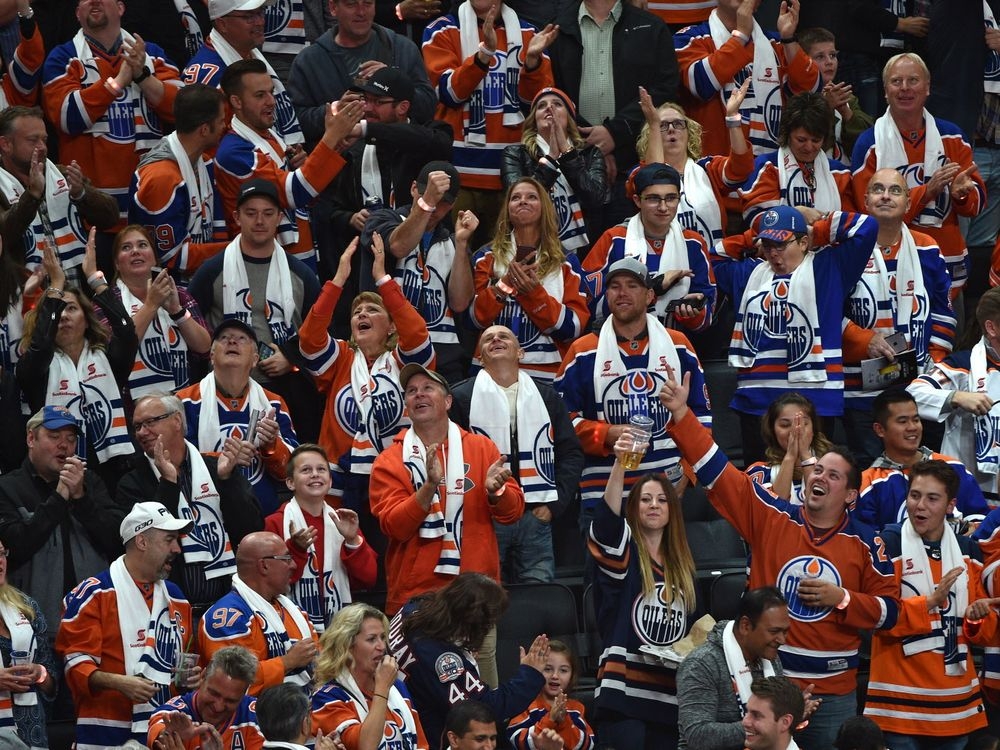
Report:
26,405,79,433
213,318,259,344
632,163,682,195
756,206,807,243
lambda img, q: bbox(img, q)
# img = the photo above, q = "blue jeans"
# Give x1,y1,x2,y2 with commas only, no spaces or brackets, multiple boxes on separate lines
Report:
882,732,969,750
962,144,1000,250
794,692,858,750
493,510,555,583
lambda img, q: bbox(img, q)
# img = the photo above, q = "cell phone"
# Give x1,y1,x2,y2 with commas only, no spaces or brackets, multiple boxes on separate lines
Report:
150,265,164,279
247,408,262,445
257,341,275,361
515,245,535,263
664,296,707,313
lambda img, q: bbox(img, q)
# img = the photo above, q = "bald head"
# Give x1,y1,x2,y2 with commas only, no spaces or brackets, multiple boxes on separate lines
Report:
865,168,910,224
235,532,294,599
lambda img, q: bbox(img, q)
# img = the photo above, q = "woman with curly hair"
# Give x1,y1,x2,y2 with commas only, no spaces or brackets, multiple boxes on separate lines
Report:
501,88,607,256
17,229,137,492
389,573,549,750
746,392,834,504
469,177,590,381
589,430,700,750
311,603,428,750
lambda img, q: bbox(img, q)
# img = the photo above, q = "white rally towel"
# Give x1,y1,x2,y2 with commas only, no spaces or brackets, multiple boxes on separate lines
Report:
708,9,780,153
117,278,190,396
866,224,927,345
722,619,776,716
220,236,297,345
0,161,78,269
680,157,724,248
145,440,236,580
280,499,350,632
164,131,213,241
899,518,969,675
970,338,1000,478
195,371,273,452
231,572,312,685
874,109,946,228
333,669,419,740
622,213,691,317
469,370,556,504
404,420,466,576
109,556,179,735
775,147,841,212
457,1,524,145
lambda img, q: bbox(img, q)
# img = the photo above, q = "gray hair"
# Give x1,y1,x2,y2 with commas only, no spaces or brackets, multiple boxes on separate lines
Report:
204,646,259,685
134,391,187,434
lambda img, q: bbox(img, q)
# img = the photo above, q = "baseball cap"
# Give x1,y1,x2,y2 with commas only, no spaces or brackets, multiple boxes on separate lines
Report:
120,502,193,544
356,67,415,103
416,161,461,204
632,163,681,196
213,318,259,344
755,205,807,243
399,363,450,394
606,257,651,288
26,405,79,433
531,87,577,119
236,178,281,209
208,0,274,21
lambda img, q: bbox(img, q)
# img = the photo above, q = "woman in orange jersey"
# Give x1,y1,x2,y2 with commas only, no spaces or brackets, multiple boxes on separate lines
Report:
588,431,700,750
111,225,211,400
18,229,137,493
469,177,589,382
311,603,427,750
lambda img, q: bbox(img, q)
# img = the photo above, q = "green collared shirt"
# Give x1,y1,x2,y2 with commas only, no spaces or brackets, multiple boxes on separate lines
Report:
576,0,622,127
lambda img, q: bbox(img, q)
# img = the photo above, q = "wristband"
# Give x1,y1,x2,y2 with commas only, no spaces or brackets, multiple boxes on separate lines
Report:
417,197,436,213
35,665,47,684
730,29,749,43
496,279,514,296
133,67,152,84
780,36,797,44
87,271,106,289
800,456,817,467
836,589,851,610
725,114,742,128
105,76,123,95
395,2,403,20
45,287,64,298
478,41,496,57
169,308,190,322
373,693,388,700
490,483,507,497
375,274,392,286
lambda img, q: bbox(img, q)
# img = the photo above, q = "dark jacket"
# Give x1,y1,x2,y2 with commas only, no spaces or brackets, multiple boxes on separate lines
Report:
547,1,678,171
448,373,583,519
0,457,125,630
501,142,608,214
329,118,454,247
116,451,264,606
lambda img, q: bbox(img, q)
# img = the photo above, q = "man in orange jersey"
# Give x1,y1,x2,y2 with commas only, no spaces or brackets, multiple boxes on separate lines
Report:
57,501,196,748
863,460,1000,750
660,367,898,750
149,646,266,750
199,531,319,696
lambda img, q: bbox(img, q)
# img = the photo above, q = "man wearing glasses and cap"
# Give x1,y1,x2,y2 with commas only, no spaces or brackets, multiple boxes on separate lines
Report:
57,501,196,748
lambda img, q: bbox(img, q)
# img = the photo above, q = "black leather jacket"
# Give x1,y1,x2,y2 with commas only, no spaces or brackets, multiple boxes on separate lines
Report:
500,143,609,212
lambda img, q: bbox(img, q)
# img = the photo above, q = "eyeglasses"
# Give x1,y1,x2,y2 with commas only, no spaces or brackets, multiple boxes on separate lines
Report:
0,550,9,559
867,183,906,196
260,554,293,562
659,119,688,132
641,194,680,206
133,411,177,432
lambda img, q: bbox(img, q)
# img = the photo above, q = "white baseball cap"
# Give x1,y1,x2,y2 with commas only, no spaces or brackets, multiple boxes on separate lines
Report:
209,0,274,21
120,502,193,544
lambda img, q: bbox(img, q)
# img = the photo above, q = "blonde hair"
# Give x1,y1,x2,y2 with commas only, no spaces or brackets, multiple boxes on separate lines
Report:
490,178,566,279
348,291,398,352
0,585,34,622
882,52,930,87
314,603,389,686
636,102,703,162
624,474,696,610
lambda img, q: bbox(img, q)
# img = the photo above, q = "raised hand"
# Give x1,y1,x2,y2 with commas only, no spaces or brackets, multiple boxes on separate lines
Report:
334,238,360,287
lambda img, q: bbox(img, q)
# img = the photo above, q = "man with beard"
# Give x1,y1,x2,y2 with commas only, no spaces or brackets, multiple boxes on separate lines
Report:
554,256,710,532
660,368,899,750
56,502,196,749
198,531,319,696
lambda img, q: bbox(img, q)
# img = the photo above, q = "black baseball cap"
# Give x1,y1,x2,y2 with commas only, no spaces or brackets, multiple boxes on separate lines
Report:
213,318,259,344
356,67,415,102
237,178,281,209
